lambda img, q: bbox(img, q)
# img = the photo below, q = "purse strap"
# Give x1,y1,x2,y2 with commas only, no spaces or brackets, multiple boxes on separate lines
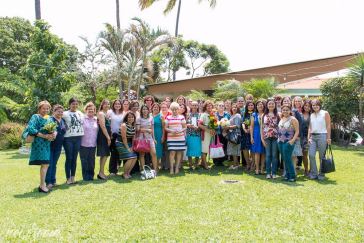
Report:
324,144,333,158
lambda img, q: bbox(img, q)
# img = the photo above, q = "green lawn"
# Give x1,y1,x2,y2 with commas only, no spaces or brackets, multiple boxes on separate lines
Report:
0,146,363,242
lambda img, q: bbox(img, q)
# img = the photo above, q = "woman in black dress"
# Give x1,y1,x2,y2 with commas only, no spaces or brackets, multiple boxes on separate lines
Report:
97,99,111,180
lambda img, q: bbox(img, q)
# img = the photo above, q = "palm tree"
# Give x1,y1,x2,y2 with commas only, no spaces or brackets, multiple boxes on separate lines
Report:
138,0,216,80
35,0,41,20
129,17,172,99
349,54,364,137
116,0,121,29
99,24,131,99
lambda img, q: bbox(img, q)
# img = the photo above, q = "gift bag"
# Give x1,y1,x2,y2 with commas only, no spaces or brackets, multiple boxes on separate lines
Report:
132,133,151,153
209,136,225,159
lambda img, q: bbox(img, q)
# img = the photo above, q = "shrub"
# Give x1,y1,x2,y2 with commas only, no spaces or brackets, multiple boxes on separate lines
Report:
0,122,25,150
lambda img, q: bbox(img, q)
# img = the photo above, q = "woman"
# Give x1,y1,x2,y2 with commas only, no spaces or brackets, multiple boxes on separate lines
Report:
96,99,111,180
45,105,66,189
164,97,172,108
241,101,255,171
130,100,140,120
308,99,331,180
108,99,124,175
179,104,188,119
176,95,187,107
226,103,242,170
261,99,280,179
160,101,171,170
116,112,138,179
214,101,230,166
277,104,300,182
122,99,130,116
245,94,254,102
301,100,311,176
136,104,158,172
80,102,98,181
144,95,155,110
198,100,215,170
152,103,164,168
63,97,84,185
250,100,265,175
186,101,202,169
25,101,55,193
165,102,187,174
292,96,304,170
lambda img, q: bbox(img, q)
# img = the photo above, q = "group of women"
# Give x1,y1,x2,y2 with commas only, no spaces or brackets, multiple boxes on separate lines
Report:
25,93,331,193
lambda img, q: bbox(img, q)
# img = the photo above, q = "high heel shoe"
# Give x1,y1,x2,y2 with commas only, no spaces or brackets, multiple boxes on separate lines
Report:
97,174,107,180
38,186,50,193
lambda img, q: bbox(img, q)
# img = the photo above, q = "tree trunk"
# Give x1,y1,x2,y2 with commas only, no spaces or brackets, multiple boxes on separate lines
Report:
116,0,121,30
35,0,41,20
137,53,147,100
172,0,182,81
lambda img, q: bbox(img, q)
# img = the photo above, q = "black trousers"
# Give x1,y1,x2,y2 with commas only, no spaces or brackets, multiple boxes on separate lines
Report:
109,134,121,174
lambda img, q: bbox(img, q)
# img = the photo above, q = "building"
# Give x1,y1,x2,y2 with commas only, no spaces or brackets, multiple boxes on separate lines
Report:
147,53,360,99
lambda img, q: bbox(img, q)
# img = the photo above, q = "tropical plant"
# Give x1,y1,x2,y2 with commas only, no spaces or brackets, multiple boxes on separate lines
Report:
129,17,172,98
241,78,278,99
213,80,246,101
99,23,131,100
186,90,209,102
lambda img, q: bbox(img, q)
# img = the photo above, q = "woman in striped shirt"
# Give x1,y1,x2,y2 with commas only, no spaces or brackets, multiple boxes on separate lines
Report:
165,102,187,175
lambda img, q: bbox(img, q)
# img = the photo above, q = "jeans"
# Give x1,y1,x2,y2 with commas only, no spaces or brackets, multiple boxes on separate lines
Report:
45,143,63,185
80,146,96,180
63,136,82,179
265,138,278,175
309,133,327,177
278,141,296,180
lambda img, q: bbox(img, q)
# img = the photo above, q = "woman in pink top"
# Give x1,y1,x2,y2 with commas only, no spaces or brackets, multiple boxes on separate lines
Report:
80,102,98,181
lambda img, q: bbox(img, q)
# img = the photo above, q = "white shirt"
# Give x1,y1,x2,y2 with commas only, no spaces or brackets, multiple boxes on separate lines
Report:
310,110,327,134
63,110,85,137
108,110,124,134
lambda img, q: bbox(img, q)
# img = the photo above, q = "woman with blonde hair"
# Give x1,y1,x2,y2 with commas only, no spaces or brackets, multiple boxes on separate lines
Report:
24,101,55,193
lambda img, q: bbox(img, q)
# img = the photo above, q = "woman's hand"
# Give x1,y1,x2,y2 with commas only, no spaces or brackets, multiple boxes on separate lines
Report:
262,140,267,148
250,137,254,145
107,137,111,146
308,138,312,144
288,139,295,145
209,129,216,136
327,138,331,145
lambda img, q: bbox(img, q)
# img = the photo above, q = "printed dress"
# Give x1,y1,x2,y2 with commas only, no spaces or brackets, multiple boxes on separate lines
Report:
26,114,52,165
97,113,112,157
165,115,186,151
241,112,252,150
227,113,241,156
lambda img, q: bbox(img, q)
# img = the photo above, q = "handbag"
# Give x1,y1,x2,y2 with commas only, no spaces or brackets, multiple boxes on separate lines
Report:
132,133,151,153
321,145,335,173
140,165,156,180
209,136,225,159
227,129,241,144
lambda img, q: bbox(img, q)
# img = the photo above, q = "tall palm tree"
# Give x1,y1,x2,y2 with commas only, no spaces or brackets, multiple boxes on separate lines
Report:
35,0,41,20
129,17,172,99
116,0,121,29
138,0,216,80
349,54,364,137
99,24,131,99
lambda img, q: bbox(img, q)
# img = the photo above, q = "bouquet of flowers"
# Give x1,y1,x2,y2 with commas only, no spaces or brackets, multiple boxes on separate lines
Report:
43,122,57,134
208,113,218,130
218,118,230,128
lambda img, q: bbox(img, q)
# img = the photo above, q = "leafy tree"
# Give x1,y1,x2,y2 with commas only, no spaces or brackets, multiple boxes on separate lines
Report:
241,78,278,99
320,77,359,141
0,17,34,73
23,20,78,109
186,90,209,102
213,80,246,101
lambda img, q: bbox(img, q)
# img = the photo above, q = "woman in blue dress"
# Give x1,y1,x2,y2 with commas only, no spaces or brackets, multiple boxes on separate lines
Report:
152,103,164,168
250,100,266,175
186,101,202,169
24,101,55,193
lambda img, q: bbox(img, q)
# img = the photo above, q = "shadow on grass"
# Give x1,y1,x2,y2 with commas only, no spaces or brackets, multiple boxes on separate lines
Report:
14,188,50,199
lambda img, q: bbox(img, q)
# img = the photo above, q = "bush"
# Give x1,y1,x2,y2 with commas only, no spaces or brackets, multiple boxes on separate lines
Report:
0,108,8,124
0,122,25,150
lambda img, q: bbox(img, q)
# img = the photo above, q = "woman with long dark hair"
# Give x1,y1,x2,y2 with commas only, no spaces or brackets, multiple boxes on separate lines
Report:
250,100,266,175
241,101,255,171
96,99,111,180
301,100,312,176
108,99,123,175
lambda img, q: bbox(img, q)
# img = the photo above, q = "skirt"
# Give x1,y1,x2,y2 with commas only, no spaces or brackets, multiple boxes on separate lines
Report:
202,131,212,154
115,140,137,160
167,139,186,151
97,128,111,157
227,142,240,156
29,160,50,165
186,135,202,157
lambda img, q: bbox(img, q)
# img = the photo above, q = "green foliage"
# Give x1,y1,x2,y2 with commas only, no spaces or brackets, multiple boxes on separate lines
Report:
0,17,33,73
0,122,25,149
186,90,210,101
139,0,217,14
242,78,278,99
0,108,8,124
348,54,364,86
320,77,359,127
213,80,246,101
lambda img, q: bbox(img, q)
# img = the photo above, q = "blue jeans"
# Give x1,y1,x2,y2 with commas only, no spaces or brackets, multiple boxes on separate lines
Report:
309,133,327,177
265,138,278,175
80,146,96,181
45,143,63,185
63,136,82,179
278,141,296,180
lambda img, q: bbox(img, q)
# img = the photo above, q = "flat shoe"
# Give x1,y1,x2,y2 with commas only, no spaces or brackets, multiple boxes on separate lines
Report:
38,187,50,193
97,174,107,180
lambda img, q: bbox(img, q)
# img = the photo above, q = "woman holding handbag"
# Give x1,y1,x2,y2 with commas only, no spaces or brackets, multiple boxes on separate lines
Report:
226,103,242,170
308,99,331,180
136,105,158,172
116,112,138,179
165,102,187,175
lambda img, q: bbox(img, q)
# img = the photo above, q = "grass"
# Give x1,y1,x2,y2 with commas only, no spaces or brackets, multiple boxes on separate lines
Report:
0,146,363,242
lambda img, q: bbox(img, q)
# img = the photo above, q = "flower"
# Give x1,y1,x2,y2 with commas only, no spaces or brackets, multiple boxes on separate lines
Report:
218,118,230,128
208,113,218,130
42,122,57,134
